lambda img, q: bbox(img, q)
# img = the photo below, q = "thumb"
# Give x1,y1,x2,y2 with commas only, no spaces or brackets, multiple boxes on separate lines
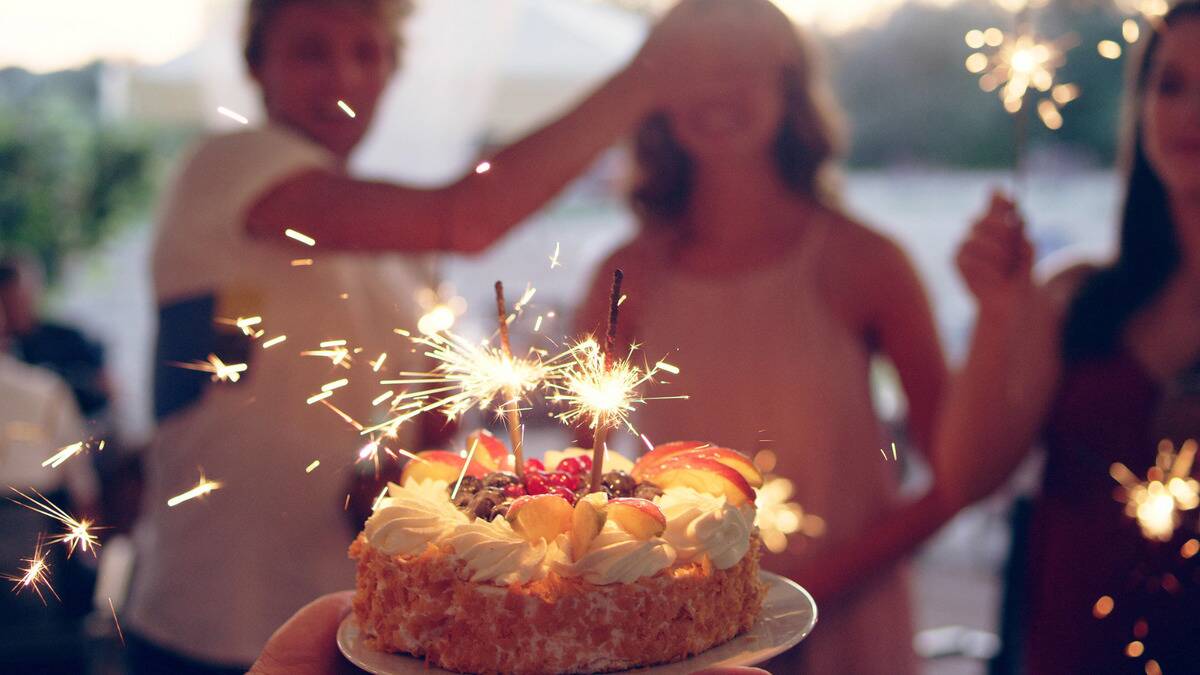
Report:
249,591,355,675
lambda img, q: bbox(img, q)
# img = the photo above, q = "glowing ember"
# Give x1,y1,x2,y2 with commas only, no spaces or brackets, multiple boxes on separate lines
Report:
1111,440,1199,542
285,229,316,246
337,100,356,118
261,335,287,349
305,460,320,473
167,472,221,507
475,161,491,174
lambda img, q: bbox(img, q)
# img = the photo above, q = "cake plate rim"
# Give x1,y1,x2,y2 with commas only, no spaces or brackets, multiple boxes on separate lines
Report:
337,570,816,674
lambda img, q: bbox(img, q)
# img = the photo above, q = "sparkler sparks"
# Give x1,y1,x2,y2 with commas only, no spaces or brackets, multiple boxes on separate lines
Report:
545,338,683,436
285,229,316,247
170,354,248,383
42,438,104,469
372,330,552,431
167,472,222,507
964,26,1076,125
1111,440,1199,542
549,242,562,269
754,474,825,554
4,538,57,604
8,488,101,557
217,106,249,125
475,161,492,174
337,100,356,118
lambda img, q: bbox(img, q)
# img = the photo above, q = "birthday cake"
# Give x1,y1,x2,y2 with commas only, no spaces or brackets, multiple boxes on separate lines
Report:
349,431,766,674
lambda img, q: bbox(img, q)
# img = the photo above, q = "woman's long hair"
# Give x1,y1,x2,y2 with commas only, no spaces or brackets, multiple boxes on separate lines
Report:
1062,1,1200,362
628,2,844,233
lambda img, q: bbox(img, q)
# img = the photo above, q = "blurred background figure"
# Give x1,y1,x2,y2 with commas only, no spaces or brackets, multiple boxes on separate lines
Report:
576,1,947,672
0,263,100,674
940,2,1200,672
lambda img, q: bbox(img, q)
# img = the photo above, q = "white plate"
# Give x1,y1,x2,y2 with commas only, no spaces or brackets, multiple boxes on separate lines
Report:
337,571,816,674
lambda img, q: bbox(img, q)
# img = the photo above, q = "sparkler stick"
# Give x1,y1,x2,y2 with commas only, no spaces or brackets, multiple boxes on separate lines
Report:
590,270,624,492
494,281,525,477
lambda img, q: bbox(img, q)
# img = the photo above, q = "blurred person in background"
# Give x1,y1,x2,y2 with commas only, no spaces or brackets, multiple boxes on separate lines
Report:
126,0,724,672
577,1,952,672
0,255,111,430
0,265,100,673
939,2,1200,671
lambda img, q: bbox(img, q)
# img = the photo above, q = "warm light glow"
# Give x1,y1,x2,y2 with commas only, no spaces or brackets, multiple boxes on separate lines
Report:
753,470,824,554
1093,595,1114,619
1098,40,1122,59
8,488,102,558
1123,19,1140,43
1111,440,1199,542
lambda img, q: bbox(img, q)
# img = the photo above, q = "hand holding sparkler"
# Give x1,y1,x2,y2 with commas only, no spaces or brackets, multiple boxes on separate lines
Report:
956,192,1035,316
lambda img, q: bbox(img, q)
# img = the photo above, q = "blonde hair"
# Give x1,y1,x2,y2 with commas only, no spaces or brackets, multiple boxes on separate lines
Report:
243,0,413,68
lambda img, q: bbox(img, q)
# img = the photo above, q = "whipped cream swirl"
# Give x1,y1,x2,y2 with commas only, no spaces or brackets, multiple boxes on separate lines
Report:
552,521,676,585
656,487,755,569
364,479,466,556
444,517,549,586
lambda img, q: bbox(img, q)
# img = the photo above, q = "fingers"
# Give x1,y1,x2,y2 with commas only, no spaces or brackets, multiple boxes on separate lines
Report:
249,591,355,675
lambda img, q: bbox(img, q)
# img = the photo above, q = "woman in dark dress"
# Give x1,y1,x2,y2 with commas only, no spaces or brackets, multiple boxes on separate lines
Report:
938,3,1200,672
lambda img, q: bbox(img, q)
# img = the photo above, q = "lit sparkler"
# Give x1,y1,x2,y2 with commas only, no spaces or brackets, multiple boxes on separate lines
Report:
372,330,551,433
754,475,825,553
1111,440,1199,542
167,472,222,507
964,26,1076,126
169,354,248,383
4,537,58,604
8,488,101,557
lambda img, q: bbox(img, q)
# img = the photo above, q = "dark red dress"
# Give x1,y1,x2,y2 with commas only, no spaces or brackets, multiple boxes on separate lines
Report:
1026,351,1200,673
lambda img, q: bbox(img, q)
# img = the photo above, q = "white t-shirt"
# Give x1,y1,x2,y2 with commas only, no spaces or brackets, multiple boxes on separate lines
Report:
127,125,425,665
0,353,95,503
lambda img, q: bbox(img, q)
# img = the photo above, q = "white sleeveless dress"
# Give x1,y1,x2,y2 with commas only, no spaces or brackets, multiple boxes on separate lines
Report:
627,219,918,674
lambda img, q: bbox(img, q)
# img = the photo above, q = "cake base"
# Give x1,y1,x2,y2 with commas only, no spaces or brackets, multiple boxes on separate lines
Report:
349,534,766,675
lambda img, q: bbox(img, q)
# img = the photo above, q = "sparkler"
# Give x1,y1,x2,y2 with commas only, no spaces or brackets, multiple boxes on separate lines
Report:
371,329,550,434
167,472,222,507
755,475,825,553
964,10,1077,198
8,488,101,557
169,353,248,383
494,281,527,476
1111,440,1199,542
4,537,58,604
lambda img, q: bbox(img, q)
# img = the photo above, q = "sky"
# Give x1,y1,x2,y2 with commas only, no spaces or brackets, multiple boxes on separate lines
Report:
0,0,939,74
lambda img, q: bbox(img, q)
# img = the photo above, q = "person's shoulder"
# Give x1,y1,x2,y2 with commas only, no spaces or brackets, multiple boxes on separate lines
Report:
0,354,71,403
821,209,915,278
1035,251,1103,316
181,126,323,171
